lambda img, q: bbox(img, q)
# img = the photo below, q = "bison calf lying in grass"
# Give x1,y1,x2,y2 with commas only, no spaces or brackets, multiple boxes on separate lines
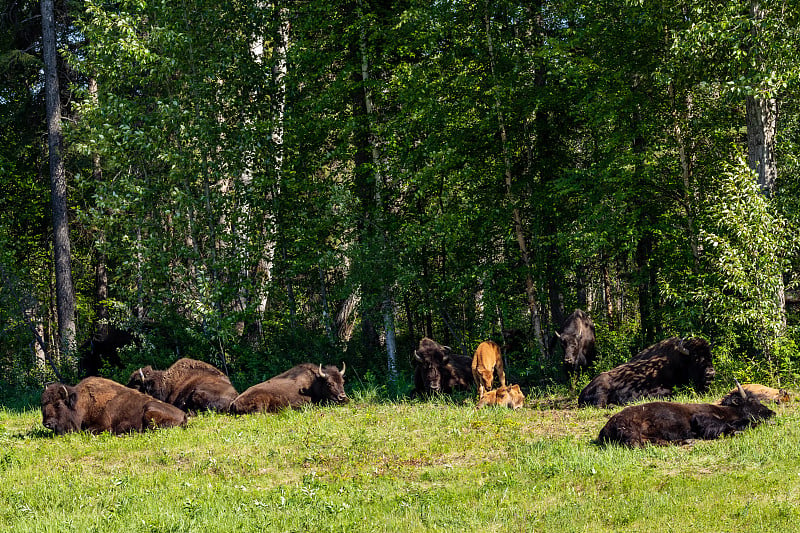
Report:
127,357,238,413
717,383,791,405
42,377,187,435
230,363,348,414
597,382,774,447
475,384,525,410
471,340,505,397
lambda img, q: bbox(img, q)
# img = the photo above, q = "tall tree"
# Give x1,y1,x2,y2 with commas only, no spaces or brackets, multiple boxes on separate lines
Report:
41,0,76,355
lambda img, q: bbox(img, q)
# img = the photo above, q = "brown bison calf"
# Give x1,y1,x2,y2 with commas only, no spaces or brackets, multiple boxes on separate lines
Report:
597,382,774,447
127,358,238,413
475,384,525,410
230,363,348,415
471,340,506,397
41,377,187,435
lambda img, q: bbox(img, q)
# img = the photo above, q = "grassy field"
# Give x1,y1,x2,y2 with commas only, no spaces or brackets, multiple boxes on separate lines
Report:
2,389,800,532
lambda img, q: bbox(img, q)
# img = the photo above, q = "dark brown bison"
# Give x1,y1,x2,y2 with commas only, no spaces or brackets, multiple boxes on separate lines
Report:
41,377,187,435
578,337,715,408
230,363,348,414
475,384,525,410
557,309,597,375
598,382,775,447
717,383,791,405
411,337,473,397
127,358,238,413
471,340,505,397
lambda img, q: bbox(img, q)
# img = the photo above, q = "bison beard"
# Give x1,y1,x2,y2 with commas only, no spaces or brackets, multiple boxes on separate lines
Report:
127,358,238,413
557,309,597,376
230,363,348,415
579,336,715,408
411,337,472,397
598,382,774,447
41,377,187,435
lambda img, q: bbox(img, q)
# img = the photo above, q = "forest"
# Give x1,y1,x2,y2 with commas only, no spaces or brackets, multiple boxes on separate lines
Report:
2,0,800,398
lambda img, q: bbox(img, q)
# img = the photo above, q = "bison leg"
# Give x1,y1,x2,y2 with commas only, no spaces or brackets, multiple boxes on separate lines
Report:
496,357,506,389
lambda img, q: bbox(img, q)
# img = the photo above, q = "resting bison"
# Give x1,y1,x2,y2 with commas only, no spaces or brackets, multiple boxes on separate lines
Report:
718,383,791,405
598,382,775,447
411,337,472,397
475,384,525,410
230,363,348,414
41,377,187,435
127,358,238,413
471,340,505,397
557,309,597,375
578,336,715,408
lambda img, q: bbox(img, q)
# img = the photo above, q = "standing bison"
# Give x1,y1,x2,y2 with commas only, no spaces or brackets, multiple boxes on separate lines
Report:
557,309,597,376
411,337,473,397
578,336,715,408
230,363,348,414
41,377,187,435
471,340,506,397
127,358,238,413
598,382,775,447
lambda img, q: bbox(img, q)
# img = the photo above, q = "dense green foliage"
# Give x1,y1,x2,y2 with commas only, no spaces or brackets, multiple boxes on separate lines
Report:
2,394,800,531
1,0,799,393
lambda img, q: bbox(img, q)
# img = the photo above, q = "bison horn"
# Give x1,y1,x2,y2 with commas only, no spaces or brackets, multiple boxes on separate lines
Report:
318,364,327,378
555,331,561,339
61,385,68,398
340,361,346,376
414,350,422,362
735,378,746,399
139,368,145,381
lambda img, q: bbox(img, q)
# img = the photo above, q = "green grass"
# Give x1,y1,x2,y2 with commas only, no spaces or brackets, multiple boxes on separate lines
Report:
2,393,800,532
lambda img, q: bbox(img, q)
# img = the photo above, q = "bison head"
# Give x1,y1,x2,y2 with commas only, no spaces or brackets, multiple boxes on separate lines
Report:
679,337,715,392
41,383,81,435
720,380,776,422
126,365,167,400
559,331,585,369
310,363,349,404
414,337,452,393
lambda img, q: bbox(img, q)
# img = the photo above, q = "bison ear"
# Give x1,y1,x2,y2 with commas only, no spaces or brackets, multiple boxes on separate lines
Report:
61,386,78,409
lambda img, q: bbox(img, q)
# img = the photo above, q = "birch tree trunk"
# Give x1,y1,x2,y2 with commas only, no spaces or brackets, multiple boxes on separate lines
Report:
745,1,784,330
41,0,76,356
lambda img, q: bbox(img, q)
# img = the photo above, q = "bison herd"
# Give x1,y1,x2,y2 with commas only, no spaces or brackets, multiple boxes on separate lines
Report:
41,309,791,448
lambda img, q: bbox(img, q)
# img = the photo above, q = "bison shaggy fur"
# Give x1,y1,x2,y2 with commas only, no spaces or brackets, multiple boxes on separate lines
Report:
411,337,473,397
127,358,238,413
230,363,348,415
471,340,506,397
41,377,187,435
475,384,525,410
579,337,715,408
598,386,774,447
